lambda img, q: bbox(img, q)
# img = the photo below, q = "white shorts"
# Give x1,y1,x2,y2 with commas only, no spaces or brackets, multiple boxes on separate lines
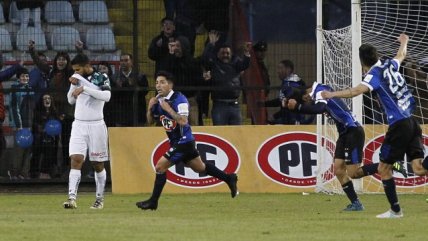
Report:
69,119,109,162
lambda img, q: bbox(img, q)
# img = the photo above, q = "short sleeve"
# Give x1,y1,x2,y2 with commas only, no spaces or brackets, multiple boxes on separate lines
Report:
177,103,189,116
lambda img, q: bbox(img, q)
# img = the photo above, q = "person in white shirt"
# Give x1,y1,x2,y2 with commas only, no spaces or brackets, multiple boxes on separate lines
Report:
63,53,111,210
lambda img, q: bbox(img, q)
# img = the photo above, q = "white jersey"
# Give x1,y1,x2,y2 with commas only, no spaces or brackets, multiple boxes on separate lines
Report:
67,73,111,121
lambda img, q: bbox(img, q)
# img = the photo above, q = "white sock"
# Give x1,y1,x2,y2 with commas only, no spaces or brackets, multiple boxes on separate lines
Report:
68,169,81,200
95,169,106,200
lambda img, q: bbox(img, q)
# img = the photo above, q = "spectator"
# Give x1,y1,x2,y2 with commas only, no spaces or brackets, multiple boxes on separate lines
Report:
9,67,36,180
111,53,149,126
97,62,114,127
165,36,202,125
97,62,113,80
265,60,308,124
148,17,179,75
253,41,270,97
31,93,59,179
0,54,23,162
28,40,50,103
16,0,44,30
47,52,75,175
202,31,251,125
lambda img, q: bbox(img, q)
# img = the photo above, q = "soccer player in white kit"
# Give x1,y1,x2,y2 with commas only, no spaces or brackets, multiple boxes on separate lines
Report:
63,53,111,209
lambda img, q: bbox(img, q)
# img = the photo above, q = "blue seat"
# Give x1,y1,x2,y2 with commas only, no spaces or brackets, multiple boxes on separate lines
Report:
86,27,116,51
45,1,75,24
79,1,109,24
51,26,80,51
0,28,12,51
9,1,21,24
16,27,47,51
0,3,6,24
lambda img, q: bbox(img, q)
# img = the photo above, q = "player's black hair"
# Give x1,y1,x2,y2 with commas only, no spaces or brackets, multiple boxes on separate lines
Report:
155,70,175,84
71,53,90,66
359,44,379,67
280,59,294,72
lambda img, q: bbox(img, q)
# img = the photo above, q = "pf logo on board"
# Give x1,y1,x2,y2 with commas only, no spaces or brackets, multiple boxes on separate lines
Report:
257,132,334,187
152,133,240,188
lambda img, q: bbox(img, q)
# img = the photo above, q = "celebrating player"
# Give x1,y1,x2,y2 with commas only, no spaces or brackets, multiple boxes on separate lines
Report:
63,53,111,209
321,33,428,218
136,71,238,210
287,82,407,212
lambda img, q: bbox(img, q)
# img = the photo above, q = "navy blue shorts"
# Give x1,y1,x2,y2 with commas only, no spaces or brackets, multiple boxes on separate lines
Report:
380,117,424,164
334,126,365,165
164,141,200,164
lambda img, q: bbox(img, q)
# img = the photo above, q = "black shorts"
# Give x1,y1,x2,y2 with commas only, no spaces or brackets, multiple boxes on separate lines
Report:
164,141,200,164
334,126,365,165
380,117,424,164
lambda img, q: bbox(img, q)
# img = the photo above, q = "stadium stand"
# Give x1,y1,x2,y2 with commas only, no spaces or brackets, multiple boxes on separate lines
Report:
51,26,81,51
0,3,5,24
79,1,109,24
44,1,75,24
16,26,47,51
0,27,13,52
86,26,116,52
8,1,20,24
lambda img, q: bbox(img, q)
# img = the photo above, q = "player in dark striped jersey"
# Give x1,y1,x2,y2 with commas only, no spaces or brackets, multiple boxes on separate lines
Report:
287,82,406,212
136,71,238,210
322,33,428,218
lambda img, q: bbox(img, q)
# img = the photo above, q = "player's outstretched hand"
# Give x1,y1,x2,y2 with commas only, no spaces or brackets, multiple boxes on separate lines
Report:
321,91,333,99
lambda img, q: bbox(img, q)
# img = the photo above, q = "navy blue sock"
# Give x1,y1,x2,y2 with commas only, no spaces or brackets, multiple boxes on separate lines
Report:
342,180,358,203
382,178,400,213
361,163,379,176
205,162,230,182
150,172,167,202
422,156,428,170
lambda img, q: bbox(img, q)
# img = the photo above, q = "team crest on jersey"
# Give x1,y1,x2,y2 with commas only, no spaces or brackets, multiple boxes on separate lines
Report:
160,115,177,131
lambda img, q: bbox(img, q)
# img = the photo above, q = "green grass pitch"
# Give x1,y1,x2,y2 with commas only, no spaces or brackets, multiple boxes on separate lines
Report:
1,193,427,241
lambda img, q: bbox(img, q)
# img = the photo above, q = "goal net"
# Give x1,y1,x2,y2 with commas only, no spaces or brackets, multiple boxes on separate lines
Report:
316,0,428,194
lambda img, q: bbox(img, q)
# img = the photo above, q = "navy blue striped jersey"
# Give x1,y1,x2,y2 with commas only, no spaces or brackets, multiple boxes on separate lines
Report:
310,82,360,134
152,90,194,145
362,58,415,125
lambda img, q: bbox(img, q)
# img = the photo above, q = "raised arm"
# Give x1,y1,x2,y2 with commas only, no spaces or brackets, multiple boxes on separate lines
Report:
394,33,409,64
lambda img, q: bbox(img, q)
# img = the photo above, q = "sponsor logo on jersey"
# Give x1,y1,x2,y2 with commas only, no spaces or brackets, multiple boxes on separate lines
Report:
152,133,240,188
364,134,428,187
256,132,335,187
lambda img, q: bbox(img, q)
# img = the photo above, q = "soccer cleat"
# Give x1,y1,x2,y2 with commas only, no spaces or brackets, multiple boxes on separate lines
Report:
136,199,158,210
90,199,104,209
376,209,403,219
343,201,364,211
227,174,239,198
392,161,408,178
63,199,77,209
